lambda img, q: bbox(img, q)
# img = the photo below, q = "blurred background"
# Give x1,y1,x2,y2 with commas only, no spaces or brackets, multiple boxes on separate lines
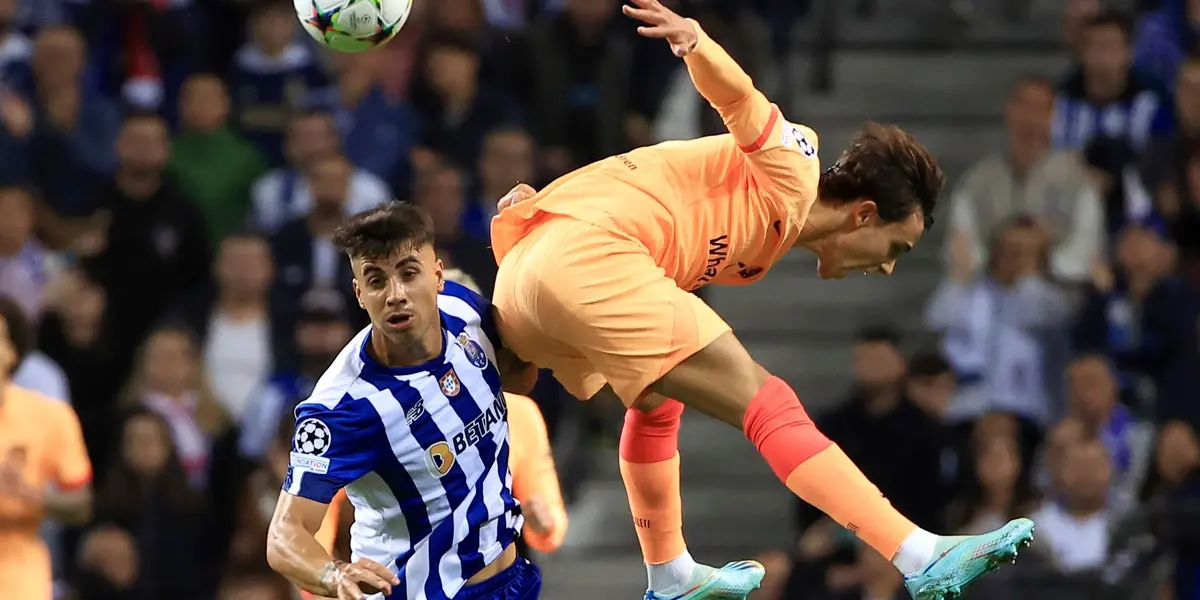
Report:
0,0,1198,598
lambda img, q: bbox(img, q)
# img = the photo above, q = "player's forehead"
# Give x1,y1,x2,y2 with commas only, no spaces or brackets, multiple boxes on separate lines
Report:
354,243,435,271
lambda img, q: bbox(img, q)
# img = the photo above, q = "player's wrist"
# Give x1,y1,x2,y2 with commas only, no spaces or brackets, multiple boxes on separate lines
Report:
318,559,347,593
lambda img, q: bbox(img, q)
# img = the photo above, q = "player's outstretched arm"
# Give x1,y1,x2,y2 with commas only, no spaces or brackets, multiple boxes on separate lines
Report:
508,394,569,553
623,0,773,150
268,493,400,600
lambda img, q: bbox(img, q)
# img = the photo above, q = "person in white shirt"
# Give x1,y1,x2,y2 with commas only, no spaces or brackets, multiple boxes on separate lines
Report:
249,110,391,233
1031,439,1116,573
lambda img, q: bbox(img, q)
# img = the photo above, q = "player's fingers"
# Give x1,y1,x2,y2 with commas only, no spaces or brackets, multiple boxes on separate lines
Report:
636,26,671,39
511,182,537,200
338,582,366,600
359,560,401,586
626,0,657,8
621,4,661,23
349,570,393,596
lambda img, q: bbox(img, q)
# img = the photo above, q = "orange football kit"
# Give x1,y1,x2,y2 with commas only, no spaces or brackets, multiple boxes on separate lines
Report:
490,17,924,577
0,385,92,600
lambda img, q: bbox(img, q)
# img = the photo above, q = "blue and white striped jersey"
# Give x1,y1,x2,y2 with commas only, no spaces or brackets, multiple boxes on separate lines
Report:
283,281,522,600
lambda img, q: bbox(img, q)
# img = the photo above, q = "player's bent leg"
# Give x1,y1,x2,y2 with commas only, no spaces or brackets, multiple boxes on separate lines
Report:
649,332,1034,600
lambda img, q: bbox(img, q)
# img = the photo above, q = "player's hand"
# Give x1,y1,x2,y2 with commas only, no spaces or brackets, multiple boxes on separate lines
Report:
497,183,538,212
522,496,555,536
622,0,698,57
323,559,400,600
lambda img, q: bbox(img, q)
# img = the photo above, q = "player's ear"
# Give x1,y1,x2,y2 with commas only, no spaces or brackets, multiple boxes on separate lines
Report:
854,200,879,228
351,278,366,310
435,258,445,292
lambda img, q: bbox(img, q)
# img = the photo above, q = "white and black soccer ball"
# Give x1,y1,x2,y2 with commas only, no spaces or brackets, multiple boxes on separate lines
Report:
295,0,414,53
294,419,332,456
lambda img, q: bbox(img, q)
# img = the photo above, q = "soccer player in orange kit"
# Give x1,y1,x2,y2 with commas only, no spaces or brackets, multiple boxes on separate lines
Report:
489,2,1034,599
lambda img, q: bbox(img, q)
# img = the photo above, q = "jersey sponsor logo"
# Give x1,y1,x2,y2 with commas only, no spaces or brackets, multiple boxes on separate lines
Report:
452,392,508,454
691,235,730,289
294,418,332,456
424,441,456,478
781,123,817,157
439,369,462,397
457,332,489,369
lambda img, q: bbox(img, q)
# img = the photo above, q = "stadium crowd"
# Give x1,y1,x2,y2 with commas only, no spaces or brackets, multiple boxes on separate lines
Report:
0,0,1197,599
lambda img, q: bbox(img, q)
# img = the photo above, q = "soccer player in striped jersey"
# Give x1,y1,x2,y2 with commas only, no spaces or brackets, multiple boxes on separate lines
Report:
266,202,540,600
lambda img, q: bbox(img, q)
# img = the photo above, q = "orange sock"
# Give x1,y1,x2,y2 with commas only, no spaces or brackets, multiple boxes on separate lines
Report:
742,376,916,559
619,400,687,564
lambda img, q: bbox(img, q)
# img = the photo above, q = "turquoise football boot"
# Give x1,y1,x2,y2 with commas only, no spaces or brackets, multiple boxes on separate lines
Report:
643,560,765,600
903,518,1035,600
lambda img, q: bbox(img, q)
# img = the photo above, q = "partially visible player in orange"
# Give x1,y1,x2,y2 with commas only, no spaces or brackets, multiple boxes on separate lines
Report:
0,296,93,600
444,268,569,553
490,2,1034,599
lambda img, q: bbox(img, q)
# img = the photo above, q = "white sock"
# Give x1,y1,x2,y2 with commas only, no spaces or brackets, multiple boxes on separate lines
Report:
892,528,938,575
647,550,698,594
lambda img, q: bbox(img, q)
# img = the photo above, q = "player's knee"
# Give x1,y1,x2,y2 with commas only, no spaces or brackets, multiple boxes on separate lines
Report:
625,398,684,431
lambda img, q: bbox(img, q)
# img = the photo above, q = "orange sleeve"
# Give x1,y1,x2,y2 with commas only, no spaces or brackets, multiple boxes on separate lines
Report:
683,20,820,202
506,394,568,553
48,401,92,491
314,489,344,554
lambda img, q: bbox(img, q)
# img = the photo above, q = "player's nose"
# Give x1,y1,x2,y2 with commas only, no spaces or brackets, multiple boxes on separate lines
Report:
879,261,896,276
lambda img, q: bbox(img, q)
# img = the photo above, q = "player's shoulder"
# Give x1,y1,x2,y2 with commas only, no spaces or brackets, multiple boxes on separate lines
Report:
4,383,65,414
439,279,491,318
776,109,819,158
295,326,381,425
505,393,541,419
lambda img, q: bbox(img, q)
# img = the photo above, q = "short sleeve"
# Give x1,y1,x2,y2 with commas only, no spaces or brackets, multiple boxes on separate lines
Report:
283,399,383,504
48,402,92,491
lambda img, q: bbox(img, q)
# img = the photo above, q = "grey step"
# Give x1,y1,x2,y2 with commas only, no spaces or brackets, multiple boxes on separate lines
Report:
809,121,1006,177
794,15,1064,49
794,88,1008,121
791,50,1070,94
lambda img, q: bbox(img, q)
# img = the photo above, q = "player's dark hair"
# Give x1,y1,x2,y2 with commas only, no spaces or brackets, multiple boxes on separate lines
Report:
332,201,435,260
0,295,32,372
818,122,945,230
907,351,952,380
1084,10,1133,42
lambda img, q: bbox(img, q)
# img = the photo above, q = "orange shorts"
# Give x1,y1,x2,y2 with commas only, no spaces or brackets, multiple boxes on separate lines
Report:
492,216,731,406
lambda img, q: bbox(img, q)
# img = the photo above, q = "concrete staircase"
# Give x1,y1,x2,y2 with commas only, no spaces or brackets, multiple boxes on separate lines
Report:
539,2,1071,597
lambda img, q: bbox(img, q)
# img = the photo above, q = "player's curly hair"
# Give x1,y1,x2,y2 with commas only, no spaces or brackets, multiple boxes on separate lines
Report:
818,122,945,230
332,201,435,260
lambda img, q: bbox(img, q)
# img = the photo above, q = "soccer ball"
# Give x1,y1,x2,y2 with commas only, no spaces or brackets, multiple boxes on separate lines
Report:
295,0,413,53
295,419,331,455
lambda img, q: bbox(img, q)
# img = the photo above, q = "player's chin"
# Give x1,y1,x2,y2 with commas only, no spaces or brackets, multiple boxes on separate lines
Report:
815,259,846,280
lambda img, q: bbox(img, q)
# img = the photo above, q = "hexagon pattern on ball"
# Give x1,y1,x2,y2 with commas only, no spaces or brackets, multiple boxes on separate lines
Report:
295,0,413,53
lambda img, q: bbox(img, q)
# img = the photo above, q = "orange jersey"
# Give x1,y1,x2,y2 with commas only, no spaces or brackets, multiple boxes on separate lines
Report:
300,490,346,600
492,20,820,291
506,394,567,553
0,384,92,600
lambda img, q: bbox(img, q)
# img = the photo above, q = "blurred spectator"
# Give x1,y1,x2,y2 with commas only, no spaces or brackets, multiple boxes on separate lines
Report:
415,162,498,295
170,74,266,248
1054,11,1173,154
1063,355,1155,504
25,25,119,222
270,154,362,325
316,50,416,192
249,109,391,234
121,325,230,489
37,269,126,477
947,76,1103,284
82,112,212,361
1031,439,1118,574
798,328,947,533
945,434,1040,535
230,0,328,167
1083,135,1160,240
467,125,535,239
528,0,635,177
1040,417,1087,495
1151,420,1200,600
411,31,522,169
92,408,217,599
72,525,139,600
0,0,32,90
1132,0,1199,88
5,290,68,402
1142,57,1200,267
237,288,353,462
1073,225,1200,413
171,232,289,422
928,217,1071,430
0,184,46,320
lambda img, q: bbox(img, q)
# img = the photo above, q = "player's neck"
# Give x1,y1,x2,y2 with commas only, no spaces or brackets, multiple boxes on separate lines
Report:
793,199,845,249
369,327,444,368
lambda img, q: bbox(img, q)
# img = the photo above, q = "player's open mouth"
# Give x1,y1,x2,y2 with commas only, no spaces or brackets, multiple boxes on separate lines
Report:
385,313,414,329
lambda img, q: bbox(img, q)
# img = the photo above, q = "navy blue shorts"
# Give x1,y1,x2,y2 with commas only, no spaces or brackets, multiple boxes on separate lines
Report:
456,557,542,600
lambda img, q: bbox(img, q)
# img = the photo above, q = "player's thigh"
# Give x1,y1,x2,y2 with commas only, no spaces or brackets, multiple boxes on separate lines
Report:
503,220,731,407
648,330,772,427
